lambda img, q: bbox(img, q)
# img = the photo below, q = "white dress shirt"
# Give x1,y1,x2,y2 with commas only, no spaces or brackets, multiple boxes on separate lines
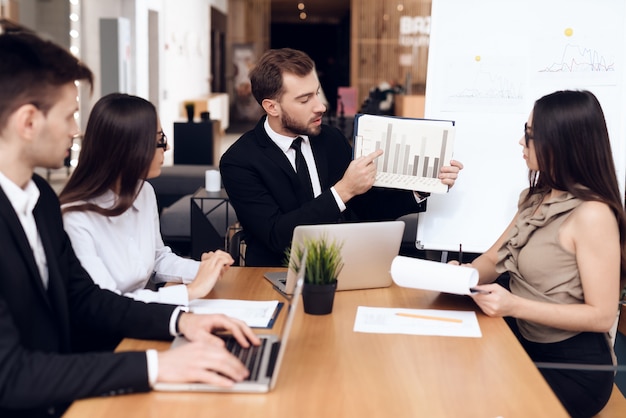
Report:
264,119,347,211
0,172,49,288
62,182,199,305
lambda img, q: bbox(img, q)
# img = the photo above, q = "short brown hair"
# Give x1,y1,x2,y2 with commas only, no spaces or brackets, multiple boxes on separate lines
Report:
0,24,93,131
249,48,316,105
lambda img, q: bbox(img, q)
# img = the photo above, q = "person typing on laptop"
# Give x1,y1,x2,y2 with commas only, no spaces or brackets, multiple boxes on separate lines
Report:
0,22,259,418
220,48,463,267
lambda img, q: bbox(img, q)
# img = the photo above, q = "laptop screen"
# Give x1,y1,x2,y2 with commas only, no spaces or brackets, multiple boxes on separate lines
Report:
268,252,305,389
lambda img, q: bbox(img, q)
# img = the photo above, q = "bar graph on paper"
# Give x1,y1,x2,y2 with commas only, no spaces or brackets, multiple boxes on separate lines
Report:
354,114,456,194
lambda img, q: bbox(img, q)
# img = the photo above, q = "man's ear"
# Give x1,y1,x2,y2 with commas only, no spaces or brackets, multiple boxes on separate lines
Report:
262,98,280,117
11,104,41,143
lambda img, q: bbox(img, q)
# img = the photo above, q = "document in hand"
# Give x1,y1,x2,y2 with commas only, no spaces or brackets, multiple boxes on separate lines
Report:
353,114,455,194
390,256,479,295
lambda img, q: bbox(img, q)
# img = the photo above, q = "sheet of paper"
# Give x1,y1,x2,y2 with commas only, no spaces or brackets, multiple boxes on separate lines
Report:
391,255,479,295
354,306,482,338
353,114,455,194
189,299,280,328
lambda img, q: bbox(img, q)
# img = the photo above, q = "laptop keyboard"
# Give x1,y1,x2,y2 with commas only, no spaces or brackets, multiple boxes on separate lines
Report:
221,336,267,381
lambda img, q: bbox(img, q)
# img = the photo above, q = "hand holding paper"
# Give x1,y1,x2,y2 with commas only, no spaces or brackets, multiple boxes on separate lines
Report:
390,255,479,295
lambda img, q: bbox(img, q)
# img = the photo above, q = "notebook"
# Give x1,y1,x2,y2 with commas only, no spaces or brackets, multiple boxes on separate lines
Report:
264,221,405,295
154,259,305,393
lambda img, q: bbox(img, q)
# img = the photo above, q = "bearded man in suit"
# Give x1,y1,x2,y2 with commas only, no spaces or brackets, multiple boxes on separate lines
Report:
220,48,463,267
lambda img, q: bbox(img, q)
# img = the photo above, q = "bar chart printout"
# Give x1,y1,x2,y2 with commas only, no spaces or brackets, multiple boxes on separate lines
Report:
354,114,456,194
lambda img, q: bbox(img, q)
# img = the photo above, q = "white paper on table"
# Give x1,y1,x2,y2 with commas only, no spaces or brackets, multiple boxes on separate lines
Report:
189,299,279,328
391,255,479,295
353,306,482,338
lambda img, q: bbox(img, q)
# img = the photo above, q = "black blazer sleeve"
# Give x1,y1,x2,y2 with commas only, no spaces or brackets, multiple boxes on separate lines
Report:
0,175,176,415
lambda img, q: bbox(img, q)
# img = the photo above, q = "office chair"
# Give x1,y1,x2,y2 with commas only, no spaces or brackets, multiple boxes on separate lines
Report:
228,228,246,266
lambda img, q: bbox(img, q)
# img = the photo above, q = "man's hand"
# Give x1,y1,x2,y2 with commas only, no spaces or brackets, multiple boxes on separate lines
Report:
334,149,383,203
178,313,261,347
438,159,464,189
186,250,234,300
157,340,250,386
157,314,260,386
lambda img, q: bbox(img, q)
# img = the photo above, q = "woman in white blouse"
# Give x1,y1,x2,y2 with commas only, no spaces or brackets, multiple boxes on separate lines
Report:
60,93,232,306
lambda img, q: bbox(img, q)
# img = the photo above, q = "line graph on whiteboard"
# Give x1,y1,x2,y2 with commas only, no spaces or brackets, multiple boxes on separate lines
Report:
539,43,615,73
533,25,619,85
441,55,526,112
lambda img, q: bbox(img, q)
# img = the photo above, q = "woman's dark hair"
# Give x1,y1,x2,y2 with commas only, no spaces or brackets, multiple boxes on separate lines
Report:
60,93,157,216
527,90,626,281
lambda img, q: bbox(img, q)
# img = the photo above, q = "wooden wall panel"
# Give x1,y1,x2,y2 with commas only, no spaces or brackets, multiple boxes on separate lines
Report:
351,0,432,107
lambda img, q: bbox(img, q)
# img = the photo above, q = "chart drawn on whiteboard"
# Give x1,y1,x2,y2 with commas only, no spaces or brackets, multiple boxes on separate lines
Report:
539,43,615,73
441,55,526,112
353,114,455,194
533,24,619,85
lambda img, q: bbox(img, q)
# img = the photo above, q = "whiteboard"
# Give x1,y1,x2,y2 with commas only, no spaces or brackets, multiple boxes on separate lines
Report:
417,0,626,254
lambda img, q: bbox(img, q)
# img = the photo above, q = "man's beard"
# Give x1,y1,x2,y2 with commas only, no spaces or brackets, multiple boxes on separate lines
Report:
281,111,322,137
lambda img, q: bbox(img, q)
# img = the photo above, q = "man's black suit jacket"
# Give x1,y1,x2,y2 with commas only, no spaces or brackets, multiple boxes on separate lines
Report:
220,117,426,266
0,174,176,418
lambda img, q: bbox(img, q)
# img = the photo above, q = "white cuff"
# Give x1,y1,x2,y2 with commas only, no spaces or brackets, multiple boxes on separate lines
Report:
146,349,159,387
330,186,347,212
168,306,190,337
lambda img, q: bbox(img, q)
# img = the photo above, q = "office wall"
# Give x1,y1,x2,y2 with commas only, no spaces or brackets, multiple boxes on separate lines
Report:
351,0,432,107
17,0,69,48
81,0,226,165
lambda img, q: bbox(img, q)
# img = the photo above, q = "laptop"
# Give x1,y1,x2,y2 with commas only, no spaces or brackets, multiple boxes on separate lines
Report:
264,220,405,295
154,257,305,393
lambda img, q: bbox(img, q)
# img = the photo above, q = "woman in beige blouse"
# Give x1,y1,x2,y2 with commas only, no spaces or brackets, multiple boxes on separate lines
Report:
463,90,625,417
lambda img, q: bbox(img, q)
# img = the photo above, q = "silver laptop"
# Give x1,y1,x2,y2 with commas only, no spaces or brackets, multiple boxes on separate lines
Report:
154,259,305,393
265,221,405,295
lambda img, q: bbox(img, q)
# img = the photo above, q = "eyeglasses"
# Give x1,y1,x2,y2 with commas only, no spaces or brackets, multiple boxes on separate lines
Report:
524,123,534,146
157,130,168,149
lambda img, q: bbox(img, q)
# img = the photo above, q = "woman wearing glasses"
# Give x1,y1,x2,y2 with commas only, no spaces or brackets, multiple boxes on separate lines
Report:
461,90,624,417
60,93,232,309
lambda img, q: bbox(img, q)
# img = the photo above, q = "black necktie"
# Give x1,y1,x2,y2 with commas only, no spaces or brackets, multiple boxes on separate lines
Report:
290,137,314,200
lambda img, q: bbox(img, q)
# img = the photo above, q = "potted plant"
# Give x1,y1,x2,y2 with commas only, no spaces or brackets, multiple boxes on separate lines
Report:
288,235,343,315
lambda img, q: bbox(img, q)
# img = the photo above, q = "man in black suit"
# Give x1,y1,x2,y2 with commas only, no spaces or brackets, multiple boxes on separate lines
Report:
220,48,463,267
0,24,259,418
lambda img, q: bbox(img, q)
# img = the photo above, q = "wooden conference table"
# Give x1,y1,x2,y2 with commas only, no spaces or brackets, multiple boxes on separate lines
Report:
64,267,568,417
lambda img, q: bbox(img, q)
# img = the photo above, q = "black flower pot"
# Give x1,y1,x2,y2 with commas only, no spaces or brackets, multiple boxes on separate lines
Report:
302,281,337,315
185,104,195,122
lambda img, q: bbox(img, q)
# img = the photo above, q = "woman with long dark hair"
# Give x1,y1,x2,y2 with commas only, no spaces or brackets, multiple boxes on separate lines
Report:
465,90,625,417
60,93,232,305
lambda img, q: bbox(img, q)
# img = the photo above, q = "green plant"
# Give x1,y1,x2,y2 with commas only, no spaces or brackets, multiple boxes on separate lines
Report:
288,235,344,285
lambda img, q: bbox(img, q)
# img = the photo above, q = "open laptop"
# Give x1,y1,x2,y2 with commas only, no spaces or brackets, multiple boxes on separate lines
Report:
154,257,305,393
264,221,405,295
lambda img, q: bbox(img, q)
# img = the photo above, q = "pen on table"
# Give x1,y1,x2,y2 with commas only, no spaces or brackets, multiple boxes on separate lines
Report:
459,243,463,264
395,312,463,323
